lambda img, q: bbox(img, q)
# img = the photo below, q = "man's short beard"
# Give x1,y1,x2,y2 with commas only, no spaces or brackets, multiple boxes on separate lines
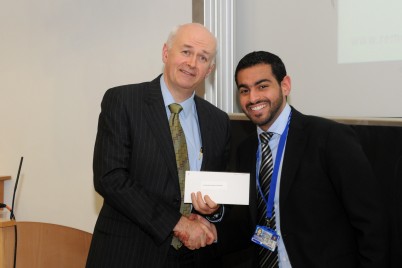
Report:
253,91,284,129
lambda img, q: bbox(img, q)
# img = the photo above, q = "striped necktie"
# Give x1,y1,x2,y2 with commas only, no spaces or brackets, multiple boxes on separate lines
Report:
257,132,278,268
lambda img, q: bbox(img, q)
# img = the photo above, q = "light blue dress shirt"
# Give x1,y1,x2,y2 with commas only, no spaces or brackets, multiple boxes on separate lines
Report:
257,103,292,268
160,76,225,223
160,75,203,172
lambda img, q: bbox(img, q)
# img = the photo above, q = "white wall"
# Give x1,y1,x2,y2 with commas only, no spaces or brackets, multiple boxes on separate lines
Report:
0,0,191,233
234,0,402,117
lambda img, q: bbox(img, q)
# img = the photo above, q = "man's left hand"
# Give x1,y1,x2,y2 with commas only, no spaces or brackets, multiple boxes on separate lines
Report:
191,191,220,215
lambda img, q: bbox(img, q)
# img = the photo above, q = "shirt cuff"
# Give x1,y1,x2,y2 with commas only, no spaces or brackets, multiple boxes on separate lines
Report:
205,205,225,223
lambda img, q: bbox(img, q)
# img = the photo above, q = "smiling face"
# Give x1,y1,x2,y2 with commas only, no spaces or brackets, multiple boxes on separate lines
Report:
162,23,216,102
237,63,291,131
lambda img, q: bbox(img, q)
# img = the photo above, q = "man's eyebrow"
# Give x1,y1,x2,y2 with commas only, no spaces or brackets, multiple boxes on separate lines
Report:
238,79,271,89
254,79,271,85
182,44,213,56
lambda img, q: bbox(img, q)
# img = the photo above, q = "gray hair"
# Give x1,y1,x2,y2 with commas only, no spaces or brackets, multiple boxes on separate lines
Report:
165,23,218,64
166,25,180,50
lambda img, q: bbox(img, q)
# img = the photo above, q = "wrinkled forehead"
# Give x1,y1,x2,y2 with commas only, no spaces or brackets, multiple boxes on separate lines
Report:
174,25,217,55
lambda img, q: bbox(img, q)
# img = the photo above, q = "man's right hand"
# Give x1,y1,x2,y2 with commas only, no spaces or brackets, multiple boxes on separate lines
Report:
173,214,216,250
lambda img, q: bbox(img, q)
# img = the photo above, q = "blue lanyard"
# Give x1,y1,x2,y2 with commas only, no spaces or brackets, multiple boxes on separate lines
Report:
256,112,291,219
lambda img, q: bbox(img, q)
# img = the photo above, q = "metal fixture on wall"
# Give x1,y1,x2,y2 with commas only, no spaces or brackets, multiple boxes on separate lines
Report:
193,0,236,113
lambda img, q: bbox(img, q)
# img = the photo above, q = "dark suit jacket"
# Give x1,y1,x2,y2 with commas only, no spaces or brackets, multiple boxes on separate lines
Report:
86,75,231,267
220,107,389,268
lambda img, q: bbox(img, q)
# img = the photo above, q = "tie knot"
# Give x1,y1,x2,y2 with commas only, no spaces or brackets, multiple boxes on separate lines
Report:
169,103,183,114
260,132,274,144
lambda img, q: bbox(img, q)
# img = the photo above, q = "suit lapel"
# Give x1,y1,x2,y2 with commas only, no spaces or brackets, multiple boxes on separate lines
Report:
194,96,210,171
247,108,308,227
280,108,308,203
143,76,178,181
247,136,259,227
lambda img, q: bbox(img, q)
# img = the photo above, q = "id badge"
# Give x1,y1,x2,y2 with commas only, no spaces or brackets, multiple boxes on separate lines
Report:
251,225,280,252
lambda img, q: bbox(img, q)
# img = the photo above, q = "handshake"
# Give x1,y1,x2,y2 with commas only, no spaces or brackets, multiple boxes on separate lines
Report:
173,192,219,250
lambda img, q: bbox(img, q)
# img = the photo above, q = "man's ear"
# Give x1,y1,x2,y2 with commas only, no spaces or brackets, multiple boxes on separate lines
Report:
205,63,215,78
162,43,168,64
281,75,291,96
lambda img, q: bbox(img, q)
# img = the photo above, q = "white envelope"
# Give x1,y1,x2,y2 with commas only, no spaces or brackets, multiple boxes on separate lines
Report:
184,171,250,205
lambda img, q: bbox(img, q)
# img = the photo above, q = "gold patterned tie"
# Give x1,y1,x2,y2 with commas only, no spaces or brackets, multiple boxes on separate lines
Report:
169,103,191,249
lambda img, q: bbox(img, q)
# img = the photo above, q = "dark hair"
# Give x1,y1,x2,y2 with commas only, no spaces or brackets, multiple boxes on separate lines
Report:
235,51,287,85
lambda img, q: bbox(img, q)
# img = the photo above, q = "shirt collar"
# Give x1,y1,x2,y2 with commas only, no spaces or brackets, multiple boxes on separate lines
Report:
160,75,195,118
257,103,291,137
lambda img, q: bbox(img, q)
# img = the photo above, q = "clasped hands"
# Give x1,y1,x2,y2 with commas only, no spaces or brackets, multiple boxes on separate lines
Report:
173,191,219,250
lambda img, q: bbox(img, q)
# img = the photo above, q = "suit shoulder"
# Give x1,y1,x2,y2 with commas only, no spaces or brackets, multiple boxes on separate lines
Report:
101,77,161,105
295,109,350,131
104,81,153,97
294,112,359,146
306,114,340,127
104,75,159,95
195,96,229,120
